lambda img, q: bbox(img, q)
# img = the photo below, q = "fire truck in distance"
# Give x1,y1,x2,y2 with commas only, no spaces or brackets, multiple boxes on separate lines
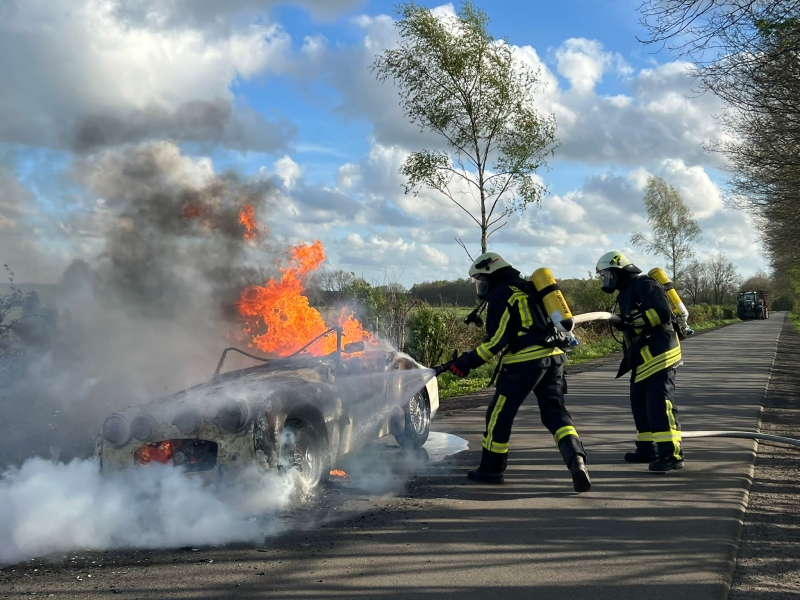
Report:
737,290,769,320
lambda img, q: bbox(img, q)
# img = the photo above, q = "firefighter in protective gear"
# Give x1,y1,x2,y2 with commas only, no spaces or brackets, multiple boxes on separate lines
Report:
596,250,684,472
448,252,591,492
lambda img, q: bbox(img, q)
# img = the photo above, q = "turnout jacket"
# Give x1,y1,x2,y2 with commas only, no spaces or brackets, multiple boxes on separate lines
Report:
463,277,564,369
616,274,682,382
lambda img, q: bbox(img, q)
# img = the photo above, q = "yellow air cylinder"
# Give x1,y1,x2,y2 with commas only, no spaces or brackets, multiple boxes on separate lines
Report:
648,267,689,323
531,267,574,332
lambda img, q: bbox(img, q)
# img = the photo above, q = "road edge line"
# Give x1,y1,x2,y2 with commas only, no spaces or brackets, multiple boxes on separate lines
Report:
721,312,784,600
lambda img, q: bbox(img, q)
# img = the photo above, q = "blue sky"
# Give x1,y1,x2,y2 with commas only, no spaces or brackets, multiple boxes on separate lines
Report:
0,0,764,287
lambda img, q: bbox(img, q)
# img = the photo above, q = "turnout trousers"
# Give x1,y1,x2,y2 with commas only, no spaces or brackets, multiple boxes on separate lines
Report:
630,367,682,459
483,356,585,468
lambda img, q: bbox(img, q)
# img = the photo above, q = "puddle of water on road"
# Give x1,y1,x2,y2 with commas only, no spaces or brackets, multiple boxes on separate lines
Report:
423,431,469,463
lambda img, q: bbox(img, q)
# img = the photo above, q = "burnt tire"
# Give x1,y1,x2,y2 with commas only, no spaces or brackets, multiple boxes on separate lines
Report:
393,389,431,449
279,420,330,489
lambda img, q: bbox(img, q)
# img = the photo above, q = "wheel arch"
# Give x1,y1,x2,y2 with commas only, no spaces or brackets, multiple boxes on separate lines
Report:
284,404,330,445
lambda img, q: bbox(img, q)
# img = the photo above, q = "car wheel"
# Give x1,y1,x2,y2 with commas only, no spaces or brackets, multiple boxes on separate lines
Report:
279,420,330,489
393,389,431,448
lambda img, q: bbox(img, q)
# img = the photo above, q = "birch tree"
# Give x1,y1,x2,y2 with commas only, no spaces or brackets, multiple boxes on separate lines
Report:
631,176,702,282
373,2,557,253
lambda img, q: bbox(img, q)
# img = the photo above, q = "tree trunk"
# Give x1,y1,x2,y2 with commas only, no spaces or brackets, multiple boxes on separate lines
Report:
479,165,487,253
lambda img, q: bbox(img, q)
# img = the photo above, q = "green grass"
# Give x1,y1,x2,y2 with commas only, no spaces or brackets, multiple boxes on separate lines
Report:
690,318,739,332
567,336,621,365
437,317,740,400
421,306,473,318
789,311,800,331
437,361,496,398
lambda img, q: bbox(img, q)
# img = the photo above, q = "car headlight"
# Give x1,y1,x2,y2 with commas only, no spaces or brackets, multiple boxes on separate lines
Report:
173,409,201,436
103,414,131,447
130,414,157,441
217,401,250,433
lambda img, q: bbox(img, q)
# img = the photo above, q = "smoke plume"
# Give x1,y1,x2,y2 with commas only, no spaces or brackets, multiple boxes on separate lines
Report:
0,141,279,463
0,458,298,567
0,366,437,567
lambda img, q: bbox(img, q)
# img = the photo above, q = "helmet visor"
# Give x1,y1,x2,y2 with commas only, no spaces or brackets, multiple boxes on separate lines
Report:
474,274,490,299
599,269,618,294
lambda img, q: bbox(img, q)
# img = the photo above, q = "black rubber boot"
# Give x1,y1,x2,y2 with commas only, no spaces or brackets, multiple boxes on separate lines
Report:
558,436,591,493
649,455,685,473
569,456,592,493
624,450,658,463
467,449,505,484
624,440,658,463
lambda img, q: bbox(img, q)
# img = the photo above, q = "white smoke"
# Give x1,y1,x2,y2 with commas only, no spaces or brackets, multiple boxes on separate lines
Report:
0,458,299,567
0,366,439,567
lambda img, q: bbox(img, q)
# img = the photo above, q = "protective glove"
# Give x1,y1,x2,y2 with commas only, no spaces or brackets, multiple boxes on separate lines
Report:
449,352,473,378
432,363,448,376
615,313,645,333
613,316,633,332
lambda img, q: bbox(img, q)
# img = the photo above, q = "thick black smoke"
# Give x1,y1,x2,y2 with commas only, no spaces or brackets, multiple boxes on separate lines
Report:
74,141,277,315
0,142,279,464
70,100,295,155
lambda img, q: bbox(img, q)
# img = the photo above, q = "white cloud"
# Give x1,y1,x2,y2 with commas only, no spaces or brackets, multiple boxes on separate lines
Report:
0,0,298,151
304,12,729,173
659,159,724,219
420,244,450,267
551,60,726,167
294,132,750,284
334,232,416,268
117,0,364,29
272,156,304,189
0,1,766,288
555,38,627,94
301,34,329,60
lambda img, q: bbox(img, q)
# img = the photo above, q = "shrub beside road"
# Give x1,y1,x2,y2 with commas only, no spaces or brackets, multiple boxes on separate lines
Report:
436,313,740,399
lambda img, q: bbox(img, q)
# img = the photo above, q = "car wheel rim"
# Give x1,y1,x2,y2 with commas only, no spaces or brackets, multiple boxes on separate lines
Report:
287,429,320,488
408,393,428,435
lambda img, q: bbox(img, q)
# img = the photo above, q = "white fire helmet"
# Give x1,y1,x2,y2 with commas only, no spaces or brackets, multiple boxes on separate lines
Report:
595,250,642,294
469,252,512,299
468,252,512,278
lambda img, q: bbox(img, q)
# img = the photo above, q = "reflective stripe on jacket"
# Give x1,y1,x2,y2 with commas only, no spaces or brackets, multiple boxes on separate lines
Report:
616,274,682,382
466,277,564,368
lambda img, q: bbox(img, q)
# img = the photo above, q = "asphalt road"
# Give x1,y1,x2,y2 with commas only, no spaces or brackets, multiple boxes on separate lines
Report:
1,315,785,599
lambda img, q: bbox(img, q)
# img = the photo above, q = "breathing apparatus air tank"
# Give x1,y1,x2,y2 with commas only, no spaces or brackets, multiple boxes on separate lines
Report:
531,267,574,333
648,267,689,324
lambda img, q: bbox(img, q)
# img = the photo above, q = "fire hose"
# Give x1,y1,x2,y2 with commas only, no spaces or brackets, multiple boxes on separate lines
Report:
680,430,800,448
567,311,800,449
571,311,621,325
432,311,800,450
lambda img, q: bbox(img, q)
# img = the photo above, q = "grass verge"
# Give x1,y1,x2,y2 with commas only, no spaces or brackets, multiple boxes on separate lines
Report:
437,317,740,400
789,311,800,332
691,318,739,332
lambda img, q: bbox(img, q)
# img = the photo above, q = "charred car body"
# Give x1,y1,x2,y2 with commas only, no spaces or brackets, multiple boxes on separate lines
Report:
96,329,439,488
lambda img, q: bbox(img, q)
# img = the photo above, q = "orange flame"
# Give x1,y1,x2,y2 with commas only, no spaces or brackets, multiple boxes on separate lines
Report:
330,469,347,478
134,441,173,465
239,205,258,241
236,240,373,357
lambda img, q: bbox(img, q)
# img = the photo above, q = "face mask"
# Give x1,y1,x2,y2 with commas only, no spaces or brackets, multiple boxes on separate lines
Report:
599,269,617,294
474,274,490,299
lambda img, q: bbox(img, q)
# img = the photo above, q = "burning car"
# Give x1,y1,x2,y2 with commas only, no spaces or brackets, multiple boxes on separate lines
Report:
95,327,439,489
